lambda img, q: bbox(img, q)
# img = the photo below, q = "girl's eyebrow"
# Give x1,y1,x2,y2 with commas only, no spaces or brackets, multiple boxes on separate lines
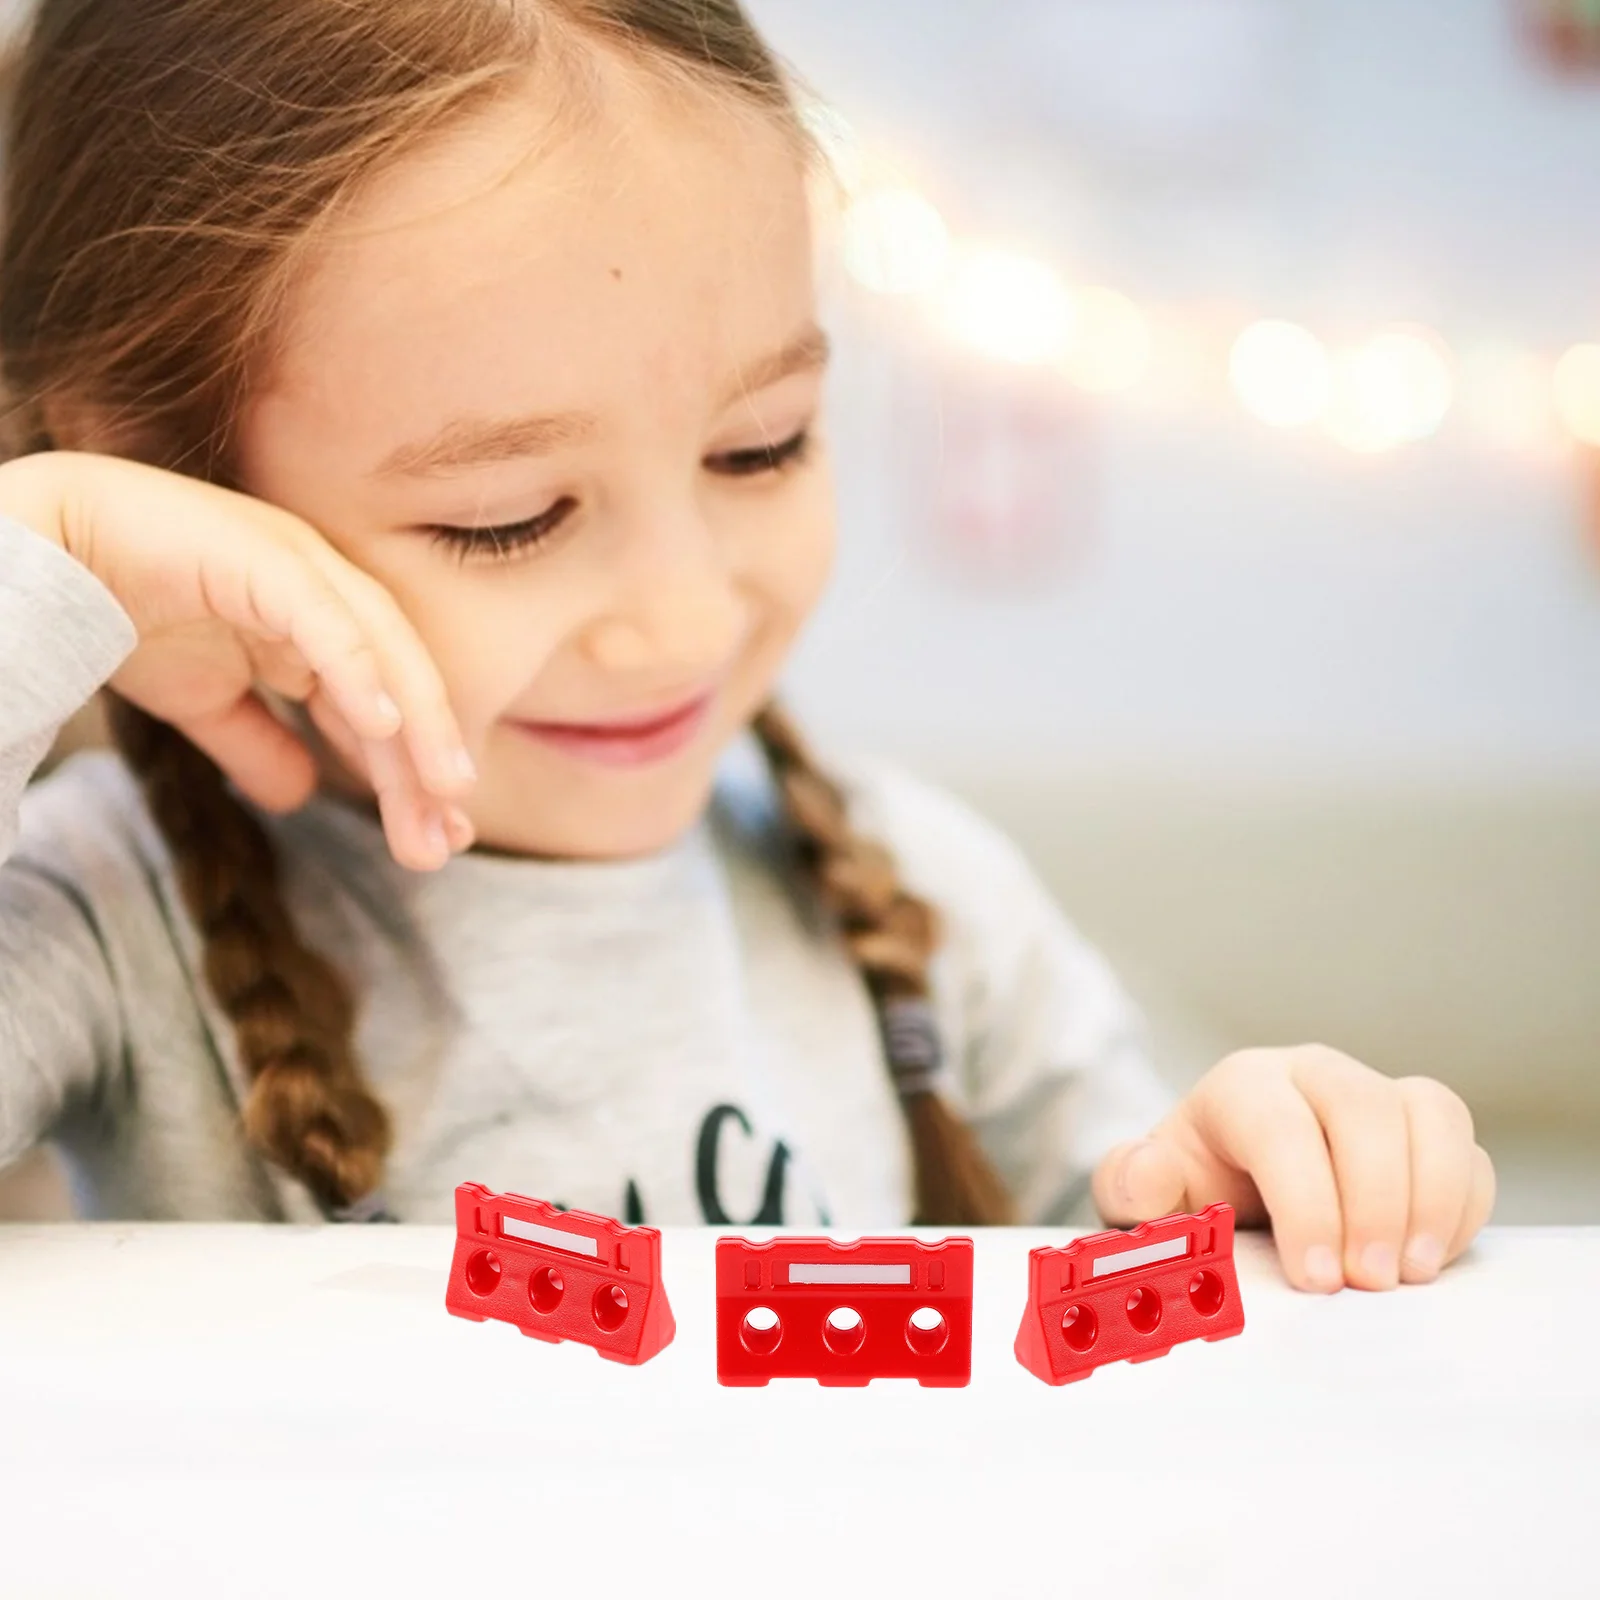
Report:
370,324,831,481
372,409,597,480
719,324,831,407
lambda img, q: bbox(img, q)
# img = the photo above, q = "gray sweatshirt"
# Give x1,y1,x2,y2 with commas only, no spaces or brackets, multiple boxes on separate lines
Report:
0,513,1172,1226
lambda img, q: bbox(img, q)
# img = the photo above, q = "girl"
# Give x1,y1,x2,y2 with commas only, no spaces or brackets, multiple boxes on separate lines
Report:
0,0,1492,1292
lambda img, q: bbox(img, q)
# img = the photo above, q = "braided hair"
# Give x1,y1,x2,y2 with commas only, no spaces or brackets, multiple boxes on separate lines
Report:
108,699,393,1213
753,705,1012,1223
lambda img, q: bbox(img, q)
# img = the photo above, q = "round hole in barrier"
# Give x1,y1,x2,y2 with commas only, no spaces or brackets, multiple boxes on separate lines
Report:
528,1265,565,1314
463,1249,501,1298
905,1306,949,1356
822,1306,867,1356
592,1283,629,1332
1060,1303,1098,1352
740,1306,783,1356
1126,1285,1162,1334
1188,1269,1226,1317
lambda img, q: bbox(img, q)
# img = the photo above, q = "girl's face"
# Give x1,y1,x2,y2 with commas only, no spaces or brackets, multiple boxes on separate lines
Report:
234,61,834,860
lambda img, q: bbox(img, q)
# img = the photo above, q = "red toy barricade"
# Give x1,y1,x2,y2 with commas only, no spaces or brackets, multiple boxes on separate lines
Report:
445,1183,675,1366
1014,1204,1244,1385
717,1235,973,1387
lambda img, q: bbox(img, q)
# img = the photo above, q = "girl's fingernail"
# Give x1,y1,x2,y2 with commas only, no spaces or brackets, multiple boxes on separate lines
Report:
1360,1241,1400,1288
373,693,402,731
424,815,450,863
1304,1245,1342,1291
446,806,475,850
1403,1234,1443,1279
1117,1140,1153,1204
452,747,477,785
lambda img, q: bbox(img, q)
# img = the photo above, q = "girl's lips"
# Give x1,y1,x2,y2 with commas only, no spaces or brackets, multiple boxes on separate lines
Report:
509,692,716,768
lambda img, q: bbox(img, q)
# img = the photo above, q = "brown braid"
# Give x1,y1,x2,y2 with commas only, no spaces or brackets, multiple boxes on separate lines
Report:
106,697,390,1212
752,703,1014,1226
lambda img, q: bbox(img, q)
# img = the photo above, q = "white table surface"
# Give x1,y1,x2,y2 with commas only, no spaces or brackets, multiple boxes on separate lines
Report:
0,1224,1595,1599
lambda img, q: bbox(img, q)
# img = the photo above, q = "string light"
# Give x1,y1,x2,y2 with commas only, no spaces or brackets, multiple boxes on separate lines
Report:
826,125,1590,458
1461,343,1560,452
840,186,951,296
1553,342,1600,446
1323,326,1454,453
933,246,1077,366
1229,320,1332,429
1060,286,1152,394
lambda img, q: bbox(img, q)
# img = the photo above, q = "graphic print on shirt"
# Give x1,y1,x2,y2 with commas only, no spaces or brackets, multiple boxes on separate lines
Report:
598,1106,828,1227
695,1102,790,1224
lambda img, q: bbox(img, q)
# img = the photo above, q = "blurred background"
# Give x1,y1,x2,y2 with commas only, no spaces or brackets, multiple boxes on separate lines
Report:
2,0,1598,1221
765,0,1600,1222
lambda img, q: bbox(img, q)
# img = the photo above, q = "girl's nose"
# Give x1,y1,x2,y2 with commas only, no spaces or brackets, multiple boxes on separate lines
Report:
582,546,748,676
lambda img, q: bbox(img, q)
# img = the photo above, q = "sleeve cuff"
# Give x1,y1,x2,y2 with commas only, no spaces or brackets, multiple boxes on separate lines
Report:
0,511,138,742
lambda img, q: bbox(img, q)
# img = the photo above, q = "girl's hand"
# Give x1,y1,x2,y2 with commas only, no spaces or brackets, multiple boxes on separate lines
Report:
0,449,475,871
1090,1046,1496,1292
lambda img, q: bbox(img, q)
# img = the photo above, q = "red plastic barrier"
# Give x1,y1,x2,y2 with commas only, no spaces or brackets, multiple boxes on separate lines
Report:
445,1183,675,1366
1014,1204,1244,1385
717,1235,973,1387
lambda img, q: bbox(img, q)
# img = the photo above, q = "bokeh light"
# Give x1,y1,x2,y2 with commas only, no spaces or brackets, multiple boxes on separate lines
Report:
1229,320,1332,428
840,186,952,296
1061,286,1153,394
1553,342,1600,447
1324,326,1454,452
824,126,1586,462
932,247,1078,366
1460,343,1559,452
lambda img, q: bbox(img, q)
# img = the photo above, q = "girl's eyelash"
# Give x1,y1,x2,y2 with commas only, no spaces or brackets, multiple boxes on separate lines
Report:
425,428,813,562
426,497,577,562
708,427,812,477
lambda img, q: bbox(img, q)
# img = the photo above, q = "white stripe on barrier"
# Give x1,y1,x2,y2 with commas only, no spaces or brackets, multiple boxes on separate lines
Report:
500,1215,601,1258
1089,1235,1191,1278
786,1264,913,1285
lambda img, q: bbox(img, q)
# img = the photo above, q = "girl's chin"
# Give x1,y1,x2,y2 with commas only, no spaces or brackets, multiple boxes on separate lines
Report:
470,766,718,861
